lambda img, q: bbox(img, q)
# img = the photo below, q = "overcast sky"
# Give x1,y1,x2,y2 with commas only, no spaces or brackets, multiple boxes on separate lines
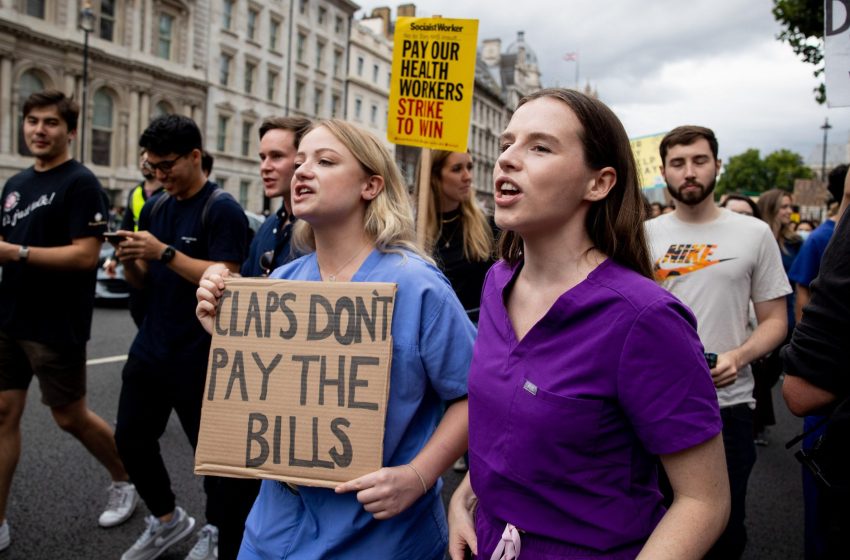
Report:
356,0,850,167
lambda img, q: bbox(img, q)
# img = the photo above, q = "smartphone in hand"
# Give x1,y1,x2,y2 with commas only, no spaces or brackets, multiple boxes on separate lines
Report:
103,232,128,246
704,352,718,369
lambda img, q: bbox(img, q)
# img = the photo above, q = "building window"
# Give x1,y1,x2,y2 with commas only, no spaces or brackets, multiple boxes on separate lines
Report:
153,101,174,119
25,0,45,18
331,93,340,118
354,97,362,120
217,115,229,152
222,0,234,29
241,121,253,157
372,64,379,82
239,180,251,207
247,8,259,40
333,49,343,78
313,88,322,116
157,12,175,59
335,15,343,34
356,56,364,76
269,17,280,50
370,104,377,126
315,40,325,69
318,6,326,24
17,70,45,156
299,0,307,15
296,32,306,63
91,89,113,166
295,81,305,110
99,0,116,41
244,62,256,94
267,70,278,101
219,53,232,86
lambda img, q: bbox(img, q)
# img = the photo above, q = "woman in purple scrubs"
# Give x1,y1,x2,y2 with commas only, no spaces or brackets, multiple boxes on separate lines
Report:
448,89,730,560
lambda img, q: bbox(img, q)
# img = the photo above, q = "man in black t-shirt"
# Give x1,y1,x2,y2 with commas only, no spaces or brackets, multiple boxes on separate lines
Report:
113,115,249,560
0,90,137,552
783,176,850,558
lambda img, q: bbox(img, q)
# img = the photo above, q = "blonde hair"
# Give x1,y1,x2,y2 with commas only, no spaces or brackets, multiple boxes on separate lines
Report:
291,120,429,261
417,150,494,261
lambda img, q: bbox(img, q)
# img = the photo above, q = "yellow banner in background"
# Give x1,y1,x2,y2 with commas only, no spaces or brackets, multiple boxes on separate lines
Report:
388,17,479,152
630,132,667,190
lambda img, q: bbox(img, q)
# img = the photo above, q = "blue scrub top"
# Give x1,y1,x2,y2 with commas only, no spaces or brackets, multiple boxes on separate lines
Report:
240,248,476,560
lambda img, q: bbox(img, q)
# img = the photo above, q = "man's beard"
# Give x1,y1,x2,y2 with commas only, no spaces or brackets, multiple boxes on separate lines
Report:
666,176,716,206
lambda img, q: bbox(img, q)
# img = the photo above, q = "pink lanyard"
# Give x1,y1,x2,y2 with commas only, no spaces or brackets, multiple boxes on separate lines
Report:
490,523,522,560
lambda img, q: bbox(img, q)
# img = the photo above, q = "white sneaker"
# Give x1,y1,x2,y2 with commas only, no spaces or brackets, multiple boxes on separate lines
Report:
0,520,9,552
99,481,139,527
185,524,219,560
121,506,196,560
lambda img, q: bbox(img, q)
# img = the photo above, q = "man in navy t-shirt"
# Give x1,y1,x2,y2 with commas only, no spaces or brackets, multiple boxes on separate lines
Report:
240,116,311,277
113,115,249,560
0,90,137,552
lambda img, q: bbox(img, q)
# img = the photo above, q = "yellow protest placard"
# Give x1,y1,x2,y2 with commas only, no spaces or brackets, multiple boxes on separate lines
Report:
388,17,479,151
195,278,396,489
630,132,667,190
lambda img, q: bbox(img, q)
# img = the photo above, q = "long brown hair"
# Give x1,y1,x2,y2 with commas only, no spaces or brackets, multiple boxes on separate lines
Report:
757,189,799,252
498,88,654,279
417,150,494,261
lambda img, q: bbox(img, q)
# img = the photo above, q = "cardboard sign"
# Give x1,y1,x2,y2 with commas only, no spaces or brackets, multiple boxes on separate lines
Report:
195,278,396,489
387,17,479,151
826,0,850,107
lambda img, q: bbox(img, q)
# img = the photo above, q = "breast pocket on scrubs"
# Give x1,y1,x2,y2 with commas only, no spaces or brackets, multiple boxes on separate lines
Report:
505,380,604,485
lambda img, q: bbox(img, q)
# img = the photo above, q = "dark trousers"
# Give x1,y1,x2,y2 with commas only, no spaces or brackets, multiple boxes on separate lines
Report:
114,354,260,560
705,404,757,560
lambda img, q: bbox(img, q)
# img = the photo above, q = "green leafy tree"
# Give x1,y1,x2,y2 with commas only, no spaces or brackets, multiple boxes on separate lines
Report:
717,149,769,196
717,148,813,196
764,148,814,190
772,0,825,103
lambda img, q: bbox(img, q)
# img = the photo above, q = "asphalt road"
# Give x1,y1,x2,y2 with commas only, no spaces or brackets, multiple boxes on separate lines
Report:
3,306,804,559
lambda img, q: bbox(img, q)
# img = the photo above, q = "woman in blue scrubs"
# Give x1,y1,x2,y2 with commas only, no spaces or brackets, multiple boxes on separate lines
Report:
197,119,474,559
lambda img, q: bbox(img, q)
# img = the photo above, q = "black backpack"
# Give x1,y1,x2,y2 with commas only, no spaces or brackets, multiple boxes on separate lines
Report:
149,186,237,233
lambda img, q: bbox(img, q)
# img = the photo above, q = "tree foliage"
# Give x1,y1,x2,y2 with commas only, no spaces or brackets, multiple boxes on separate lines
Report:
765,148,814,189
772,0,825,103
717,148,813,195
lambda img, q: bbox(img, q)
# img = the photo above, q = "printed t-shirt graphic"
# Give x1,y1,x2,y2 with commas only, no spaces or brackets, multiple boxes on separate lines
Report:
653,243,736,280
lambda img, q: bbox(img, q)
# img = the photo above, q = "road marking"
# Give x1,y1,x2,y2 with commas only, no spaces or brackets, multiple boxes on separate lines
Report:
87,354,128,366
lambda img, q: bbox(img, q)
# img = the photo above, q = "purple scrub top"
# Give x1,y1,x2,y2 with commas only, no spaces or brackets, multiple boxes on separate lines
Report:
468,258,722,558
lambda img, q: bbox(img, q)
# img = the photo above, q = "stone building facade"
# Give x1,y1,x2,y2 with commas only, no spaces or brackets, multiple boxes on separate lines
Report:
0,0,358,213
0,0,207,203
1,1,541,213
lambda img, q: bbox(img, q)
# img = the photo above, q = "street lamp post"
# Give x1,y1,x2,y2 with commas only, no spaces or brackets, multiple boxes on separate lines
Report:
79,1,96,164
821,117,832,182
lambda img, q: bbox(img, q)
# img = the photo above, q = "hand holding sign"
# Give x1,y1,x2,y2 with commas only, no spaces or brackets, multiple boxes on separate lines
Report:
335,463,428,520
196,264,234,335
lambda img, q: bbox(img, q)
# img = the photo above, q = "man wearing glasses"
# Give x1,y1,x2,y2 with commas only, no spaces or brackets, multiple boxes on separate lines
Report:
112,115,249,560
